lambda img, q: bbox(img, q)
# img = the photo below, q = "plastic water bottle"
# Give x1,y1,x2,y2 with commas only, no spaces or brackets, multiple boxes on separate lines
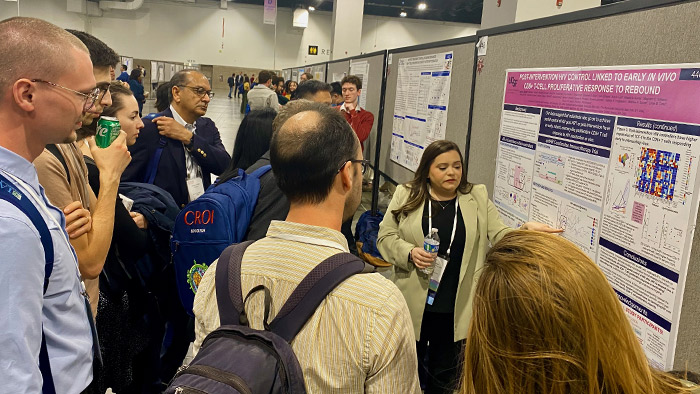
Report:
421,228,440,275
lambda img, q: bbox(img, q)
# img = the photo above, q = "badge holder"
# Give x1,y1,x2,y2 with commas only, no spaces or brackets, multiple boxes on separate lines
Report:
187,176,205,201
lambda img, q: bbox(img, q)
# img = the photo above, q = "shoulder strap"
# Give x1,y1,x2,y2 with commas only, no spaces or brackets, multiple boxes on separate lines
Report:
249,164,272,179
215,241,255,326
0,173,54,293
143,137,167,184
269,253,374,342
0,173,56,394
45,144,70,185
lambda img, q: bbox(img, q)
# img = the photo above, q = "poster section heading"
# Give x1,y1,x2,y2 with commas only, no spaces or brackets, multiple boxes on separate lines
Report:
390,52,453,171
504,68,700,125
492,64,700,370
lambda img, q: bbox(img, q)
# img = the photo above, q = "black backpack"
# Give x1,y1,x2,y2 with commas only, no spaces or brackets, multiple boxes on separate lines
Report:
166,240,374,393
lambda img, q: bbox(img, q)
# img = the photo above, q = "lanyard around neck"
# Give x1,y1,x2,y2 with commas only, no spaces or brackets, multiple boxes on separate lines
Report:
428,187,459,257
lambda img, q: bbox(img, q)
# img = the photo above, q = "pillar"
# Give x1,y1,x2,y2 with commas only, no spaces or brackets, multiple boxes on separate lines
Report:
330,0,364,60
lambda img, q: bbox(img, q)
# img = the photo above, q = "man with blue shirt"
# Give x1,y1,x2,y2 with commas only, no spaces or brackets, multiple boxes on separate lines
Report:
116,64,129,82
0,17,99,393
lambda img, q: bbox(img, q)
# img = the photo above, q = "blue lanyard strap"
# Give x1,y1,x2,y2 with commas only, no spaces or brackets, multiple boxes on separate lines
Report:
0,173,54,293
0,172,57,393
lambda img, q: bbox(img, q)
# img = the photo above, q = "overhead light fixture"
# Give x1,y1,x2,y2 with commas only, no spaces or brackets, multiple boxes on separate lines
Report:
417,3,427,10
308,6,315,11
400,9,407,17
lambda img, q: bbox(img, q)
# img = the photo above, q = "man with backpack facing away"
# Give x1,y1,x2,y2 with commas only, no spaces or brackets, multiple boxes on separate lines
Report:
191,101,420,393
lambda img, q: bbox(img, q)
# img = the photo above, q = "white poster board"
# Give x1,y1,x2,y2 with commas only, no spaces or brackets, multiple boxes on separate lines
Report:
151,61,158,83
390,51,453,171
332,72,347,83
349,60,370,110
157,63,165,83
493,64,700,370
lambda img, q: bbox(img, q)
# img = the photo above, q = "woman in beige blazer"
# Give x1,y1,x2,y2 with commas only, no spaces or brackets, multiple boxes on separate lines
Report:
377,140,559,393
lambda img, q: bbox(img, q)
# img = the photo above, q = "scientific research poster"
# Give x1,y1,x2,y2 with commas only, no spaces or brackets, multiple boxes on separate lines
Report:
391,51,453,171
493,64,700,370
349,60,369,110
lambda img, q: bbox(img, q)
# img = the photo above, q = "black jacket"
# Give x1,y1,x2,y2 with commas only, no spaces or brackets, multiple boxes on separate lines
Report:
244,151,290,241
122,108,231,208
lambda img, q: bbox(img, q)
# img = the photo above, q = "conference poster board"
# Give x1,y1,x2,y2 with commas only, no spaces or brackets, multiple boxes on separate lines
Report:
390,51,453,171
492,64,700,370
349,60,369,110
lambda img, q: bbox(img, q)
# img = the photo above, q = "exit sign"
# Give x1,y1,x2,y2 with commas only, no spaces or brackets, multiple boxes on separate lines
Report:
308,45,318,55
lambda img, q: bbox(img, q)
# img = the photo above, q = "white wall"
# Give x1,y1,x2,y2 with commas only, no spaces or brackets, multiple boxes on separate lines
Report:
480,0,518,29
361,15,479,53
0,0,478,69
515,0,601,22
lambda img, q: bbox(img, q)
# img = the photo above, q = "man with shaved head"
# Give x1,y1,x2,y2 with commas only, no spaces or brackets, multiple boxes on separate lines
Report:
0,17,97,393
193,102,421,393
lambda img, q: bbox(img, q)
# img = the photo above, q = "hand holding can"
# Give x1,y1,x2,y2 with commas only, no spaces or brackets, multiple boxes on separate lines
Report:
95,116,121,148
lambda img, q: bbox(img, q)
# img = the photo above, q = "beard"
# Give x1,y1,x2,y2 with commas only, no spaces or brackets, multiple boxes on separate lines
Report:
61,130,78,144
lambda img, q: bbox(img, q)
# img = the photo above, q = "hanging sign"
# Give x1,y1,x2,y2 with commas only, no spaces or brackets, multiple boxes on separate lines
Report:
264,0,277,25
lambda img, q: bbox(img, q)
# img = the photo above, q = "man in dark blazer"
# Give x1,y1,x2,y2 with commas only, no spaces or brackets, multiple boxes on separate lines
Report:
122,70,230,208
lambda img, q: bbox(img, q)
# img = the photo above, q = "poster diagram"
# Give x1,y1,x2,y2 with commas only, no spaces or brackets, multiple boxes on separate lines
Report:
493,64,700,370
536,152,565,185
390,51,453,171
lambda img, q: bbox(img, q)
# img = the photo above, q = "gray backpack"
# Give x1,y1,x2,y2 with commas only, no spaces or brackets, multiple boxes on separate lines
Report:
166,241,373,394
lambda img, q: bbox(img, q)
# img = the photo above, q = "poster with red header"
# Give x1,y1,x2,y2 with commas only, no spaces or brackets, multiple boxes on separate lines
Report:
493,64,700,370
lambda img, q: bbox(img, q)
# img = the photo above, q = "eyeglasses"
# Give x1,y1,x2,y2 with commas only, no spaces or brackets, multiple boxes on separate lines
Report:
178,85,215,99
338,159,371,175
31,79,101,111
96,84,111,101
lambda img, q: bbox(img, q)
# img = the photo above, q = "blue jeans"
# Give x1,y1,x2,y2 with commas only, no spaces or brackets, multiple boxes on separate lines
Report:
228,86,233,97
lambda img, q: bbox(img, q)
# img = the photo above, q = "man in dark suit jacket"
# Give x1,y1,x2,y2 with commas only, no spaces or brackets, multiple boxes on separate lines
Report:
122,70,230,208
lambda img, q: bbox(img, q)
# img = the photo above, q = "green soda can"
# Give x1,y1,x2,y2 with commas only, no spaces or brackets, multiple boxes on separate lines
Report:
95,116,121,148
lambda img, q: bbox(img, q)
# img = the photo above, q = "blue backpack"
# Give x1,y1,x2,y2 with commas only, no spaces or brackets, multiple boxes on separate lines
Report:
171,165,271,315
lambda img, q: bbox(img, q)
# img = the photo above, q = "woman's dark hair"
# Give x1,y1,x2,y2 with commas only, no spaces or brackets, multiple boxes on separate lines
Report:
286,80,298,99
217,109,277,184
392,140,472,222
155,82,172,112
129,68,142,81
330,82,342,96
101,82,134,118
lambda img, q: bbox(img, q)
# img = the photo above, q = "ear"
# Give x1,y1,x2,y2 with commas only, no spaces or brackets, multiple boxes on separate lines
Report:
171,85,181,103
13,79,36,112
338,161,354,193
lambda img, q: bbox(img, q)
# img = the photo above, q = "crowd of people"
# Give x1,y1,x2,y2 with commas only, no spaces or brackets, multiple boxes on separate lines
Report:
0,16,698,394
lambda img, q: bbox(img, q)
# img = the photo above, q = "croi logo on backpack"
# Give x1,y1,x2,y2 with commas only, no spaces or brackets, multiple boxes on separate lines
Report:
171,165,271,316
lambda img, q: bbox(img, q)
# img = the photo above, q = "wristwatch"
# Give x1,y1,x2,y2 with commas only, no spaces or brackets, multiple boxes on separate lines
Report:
184,133,195,151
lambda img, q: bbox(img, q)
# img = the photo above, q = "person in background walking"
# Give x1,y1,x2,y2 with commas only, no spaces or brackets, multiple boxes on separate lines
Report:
128,68,147,117
227,73,235,98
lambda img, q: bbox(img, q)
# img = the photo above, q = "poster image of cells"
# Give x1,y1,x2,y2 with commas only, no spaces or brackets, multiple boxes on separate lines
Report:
635,148,680,200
